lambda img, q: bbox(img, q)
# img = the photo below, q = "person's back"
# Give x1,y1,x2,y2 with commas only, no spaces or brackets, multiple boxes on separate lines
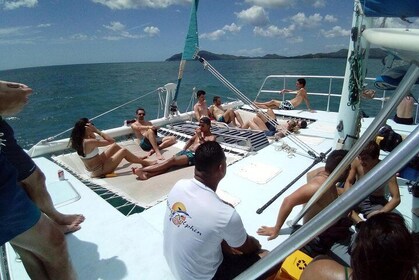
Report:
303,168,339,223
394,95,415,124
163,141,263,279
164,178,244,279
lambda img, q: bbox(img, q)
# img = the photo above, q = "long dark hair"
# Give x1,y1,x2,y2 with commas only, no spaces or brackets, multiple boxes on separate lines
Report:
351,212,417,280
70,118,89,157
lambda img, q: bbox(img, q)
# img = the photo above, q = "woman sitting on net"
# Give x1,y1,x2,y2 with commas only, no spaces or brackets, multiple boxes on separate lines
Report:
300,212,418,280
70,118,155,177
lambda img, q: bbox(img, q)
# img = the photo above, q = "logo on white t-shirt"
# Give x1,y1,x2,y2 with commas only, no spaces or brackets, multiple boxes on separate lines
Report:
168,201,202,235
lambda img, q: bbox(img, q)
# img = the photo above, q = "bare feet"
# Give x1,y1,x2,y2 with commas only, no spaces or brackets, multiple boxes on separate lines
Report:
147,149,155,157
132,167,148,180
55,214,85,234
156,154,165,160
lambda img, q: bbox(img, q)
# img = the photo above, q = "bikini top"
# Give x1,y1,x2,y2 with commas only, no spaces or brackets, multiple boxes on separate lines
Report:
81,147,99,159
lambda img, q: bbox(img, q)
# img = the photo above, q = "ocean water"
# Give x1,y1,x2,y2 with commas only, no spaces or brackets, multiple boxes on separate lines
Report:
0,58,387,150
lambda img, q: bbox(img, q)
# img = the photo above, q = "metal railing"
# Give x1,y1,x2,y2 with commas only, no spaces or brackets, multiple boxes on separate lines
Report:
253,75,418,122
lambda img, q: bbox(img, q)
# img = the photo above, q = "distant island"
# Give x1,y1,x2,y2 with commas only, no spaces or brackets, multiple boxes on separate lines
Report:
166,48,387,61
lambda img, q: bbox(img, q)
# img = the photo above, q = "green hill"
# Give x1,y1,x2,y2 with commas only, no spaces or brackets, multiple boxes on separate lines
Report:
165,48,387,61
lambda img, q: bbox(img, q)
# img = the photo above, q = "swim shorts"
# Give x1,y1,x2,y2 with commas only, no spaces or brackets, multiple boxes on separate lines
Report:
357,195,388,217
140,136,163,151
393,115,414,125
0,119,37,181
278,100,294,110
0,153,41,245
175,150,195,165
217,116,226,123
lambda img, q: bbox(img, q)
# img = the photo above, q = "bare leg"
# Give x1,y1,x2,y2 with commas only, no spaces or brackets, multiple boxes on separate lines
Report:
158,136,177,151
133,155,190,180
103,146,156,174
21,168,85,234
10,214,76,280
234,111,244,127
252,116,269,130
144,129,165,160
254,100,281,109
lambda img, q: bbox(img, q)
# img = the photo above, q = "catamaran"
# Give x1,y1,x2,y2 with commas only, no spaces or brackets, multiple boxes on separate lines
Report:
1,0,418,279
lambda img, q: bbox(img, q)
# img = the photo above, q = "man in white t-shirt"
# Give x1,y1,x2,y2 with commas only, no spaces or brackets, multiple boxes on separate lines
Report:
163,141,264,280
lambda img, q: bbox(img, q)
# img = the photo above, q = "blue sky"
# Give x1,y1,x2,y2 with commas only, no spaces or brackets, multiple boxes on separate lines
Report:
1,0,418,71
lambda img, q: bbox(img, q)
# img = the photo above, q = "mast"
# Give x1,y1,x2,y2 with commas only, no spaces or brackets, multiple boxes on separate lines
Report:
334,0,372,149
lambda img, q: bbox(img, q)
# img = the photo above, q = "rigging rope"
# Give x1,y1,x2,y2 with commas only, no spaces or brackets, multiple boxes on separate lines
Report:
197,55,320,157
43,88,162,142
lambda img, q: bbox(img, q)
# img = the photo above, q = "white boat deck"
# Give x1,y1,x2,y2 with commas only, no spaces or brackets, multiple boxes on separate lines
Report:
5,109,418,279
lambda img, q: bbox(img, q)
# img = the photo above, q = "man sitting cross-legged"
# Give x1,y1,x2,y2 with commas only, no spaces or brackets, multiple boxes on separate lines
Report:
209,96,244,127
132,117,216,180
131,107,176,160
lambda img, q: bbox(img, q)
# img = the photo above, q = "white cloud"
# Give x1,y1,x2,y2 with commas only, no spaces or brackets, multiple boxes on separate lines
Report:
69,33,89,40
200,30,225,41
222,23,241,33
253,25,293,38
102,21,141,40
244,0,294,8
291,12,323,28
104,21,126,32
2,0,37,10
200,23,241,41
91,0,190,10
320,26,351,38
312,0,325,8
324,14,337,23
236,6,269,27
144,26,160,37
37,23,52,28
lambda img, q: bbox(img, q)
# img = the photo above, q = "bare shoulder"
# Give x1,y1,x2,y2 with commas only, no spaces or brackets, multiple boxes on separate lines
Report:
301,257,348,280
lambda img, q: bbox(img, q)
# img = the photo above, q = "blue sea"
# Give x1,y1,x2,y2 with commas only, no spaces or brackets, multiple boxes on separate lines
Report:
0,59,387,150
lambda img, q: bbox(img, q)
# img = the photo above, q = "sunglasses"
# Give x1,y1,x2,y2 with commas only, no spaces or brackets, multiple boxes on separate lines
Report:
137,113,145,116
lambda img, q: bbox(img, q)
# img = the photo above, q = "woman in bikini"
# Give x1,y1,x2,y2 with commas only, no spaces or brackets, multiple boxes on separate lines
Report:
70,118,155,177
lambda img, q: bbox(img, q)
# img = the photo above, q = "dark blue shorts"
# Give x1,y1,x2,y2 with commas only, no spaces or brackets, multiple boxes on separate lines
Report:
175,150,195,165
0,153,41,245
140,136,163,151
0,120,37,181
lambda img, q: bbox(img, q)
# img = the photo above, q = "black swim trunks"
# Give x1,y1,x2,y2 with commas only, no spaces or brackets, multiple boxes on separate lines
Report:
0,119,37,181
393,114,414,125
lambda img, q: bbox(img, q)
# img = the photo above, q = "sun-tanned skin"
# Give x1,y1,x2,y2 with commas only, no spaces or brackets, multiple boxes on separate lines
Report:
132,118,216,180
209,96,244,127
131,107,176,160
254,79,314,112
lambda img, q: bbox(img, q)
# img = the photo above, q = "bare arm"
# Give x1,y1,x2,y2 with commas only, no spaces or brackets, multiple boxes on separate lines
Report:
368,175,400,217
300,89,312,111
193,104,201,121
233,235,261,254
257,181,318,240
343,159,360,191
